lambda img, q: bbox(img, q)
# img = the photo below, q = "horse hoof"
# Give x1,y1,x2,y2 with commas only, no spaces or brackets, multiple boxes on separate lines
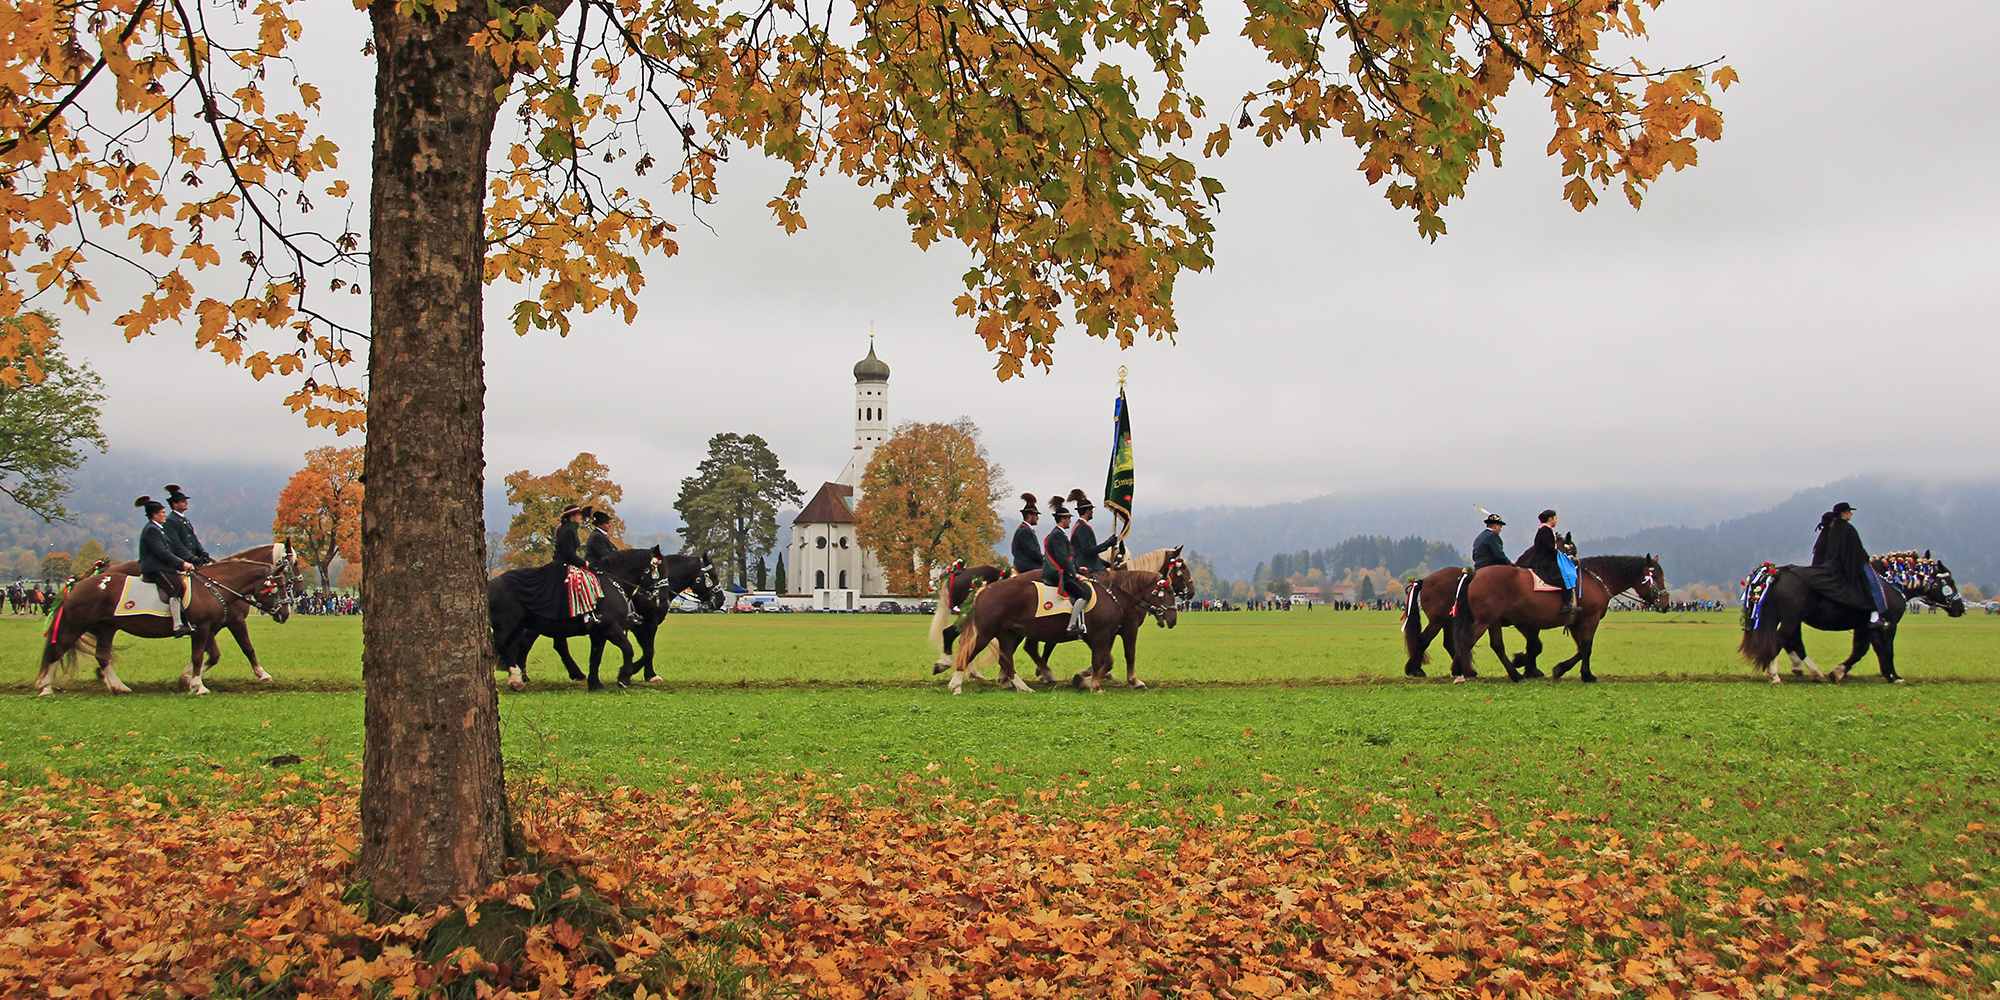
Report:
1580,675,1597,684
1405,667,1427,678
1452,675,1467,685
1130,681,1147,690
509,678,525,692
1890,677,1905,685
646,675,662,683
1522,666,1545,679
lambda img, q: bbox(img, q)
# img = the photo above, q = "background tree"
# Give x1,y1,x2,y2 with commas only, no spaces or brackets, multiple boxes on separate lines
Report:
1359,575,1377,603
0,317,106,523
754,557,768,591
73,539,107,572
854,419,1007,596
272,446,365,589
338,559,363,591
773,554,788,596
502,454,624,569
14,553,37,580
676,434,802,588
0,0,1730,907
41,552,71,580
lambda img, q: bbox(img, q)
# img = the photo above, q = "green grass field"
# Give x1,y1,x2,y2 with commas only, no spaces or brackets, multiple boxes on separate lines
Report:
5,609,1998,995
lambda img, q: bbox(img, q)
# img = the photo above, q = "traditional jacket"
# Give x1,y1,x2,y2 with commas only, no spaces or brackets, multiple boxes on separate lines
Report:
553,521,589,569
139,520,186,576
1042,525,1084,597
1011,523,1044,574
1070,519,1114,573
1470,528,1508,570
584,527,617,568
166,510,211,565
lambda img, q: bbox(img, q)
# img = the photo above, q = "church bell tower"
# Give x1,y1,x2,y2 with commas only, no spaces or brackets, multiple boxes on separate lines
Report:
838,336,890,491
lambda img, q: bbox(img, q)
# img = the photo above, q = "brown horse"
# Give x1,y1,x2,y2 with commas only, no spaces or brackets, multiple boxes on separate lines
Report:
103,542,301,683
947,558,1186,694
37,556,301,696
1403,553,1662,679
1437,554,1668,683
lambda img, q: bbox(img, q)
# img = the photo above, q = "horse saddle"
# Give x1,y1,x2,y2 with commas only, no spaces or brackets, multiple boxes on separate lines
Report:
1531,574,1562,592
113,573,191,617
1031,581,1098,617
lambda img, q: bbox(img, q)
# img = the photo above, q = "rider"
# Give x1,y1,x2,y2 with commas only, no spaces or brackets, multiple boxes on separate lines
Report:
1012,494,1045,576
553,504,599,622
1042,495,1088,637
135,495,195,636
1068,489,1119,574
1516,508,1580,623
163,484,213,566
1813,501,1887,628
584,508,618,569
1471,513,1508,570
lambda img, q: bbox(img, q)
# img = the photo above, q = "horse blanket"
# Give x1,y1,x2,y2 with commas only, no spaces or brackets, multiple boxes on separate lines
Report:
496,563,606,621
112,573,190,617
1031,581,1099,617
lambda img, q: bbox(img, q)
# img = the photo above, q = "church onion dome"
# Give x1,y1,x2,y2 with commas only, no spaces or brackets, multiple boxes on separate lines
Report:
853,343,890,382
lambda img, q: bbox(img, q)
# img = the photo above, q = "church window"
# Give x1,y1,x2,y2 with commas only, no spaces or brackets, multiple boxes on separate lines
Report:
815,536,827,549
815,570,825,589
839,536,850,549
838,570,848,589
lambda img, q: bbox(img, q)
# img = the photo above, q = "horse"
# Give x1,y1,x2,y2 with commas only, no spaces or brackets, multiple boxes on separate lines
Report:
1439,554,1669,683
929,547,1188,683
103,541,303,683
36,557,301,696
541,549,722,684
1738,558,1965,684
488,561,639,692
1403,554,1670,680
946,557,1185,695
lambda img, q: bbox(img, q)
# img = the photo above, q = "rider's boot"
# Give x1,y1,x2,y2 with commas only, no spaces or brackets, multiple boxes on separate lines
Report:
1868,610,1884,630
169,597,190,637
1560,587,1579,626
1065,597,1088,637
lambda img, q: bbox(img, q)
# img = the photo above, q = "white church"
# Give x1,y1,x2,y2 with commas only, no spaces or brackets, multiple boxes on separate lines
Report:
786,340,893,608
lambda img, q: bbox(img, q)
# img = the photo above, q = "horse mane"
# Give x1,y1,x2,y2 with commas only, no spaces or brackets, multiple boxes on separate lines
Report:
1101,568,1163,600
1578,554,1654,577
1122,548,1172,573
218,543,277,563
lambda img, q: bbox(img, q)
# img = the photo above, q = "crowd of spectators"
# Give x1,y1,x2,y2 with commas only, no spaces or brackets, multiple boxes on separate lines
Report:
295,590,361,615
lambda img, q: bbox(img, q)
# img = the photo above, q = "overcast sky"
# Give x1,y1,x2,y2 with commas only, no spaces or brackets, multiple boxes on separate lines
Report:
50,0,2000,518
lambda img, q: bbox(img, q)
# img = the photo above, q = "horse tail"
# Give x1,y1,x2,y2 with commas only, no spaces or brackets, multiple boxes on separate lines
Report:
1402,579,1427,666
927,574,952,655
1450,572,1475,657
951,614,981,675
1738,572,1784,669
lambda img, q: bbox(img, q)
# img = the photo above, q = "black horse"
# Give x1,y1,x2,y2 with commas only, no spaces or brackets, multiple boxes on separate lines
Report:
545,549,721,683
1739,558,1966,684
490,559,641,692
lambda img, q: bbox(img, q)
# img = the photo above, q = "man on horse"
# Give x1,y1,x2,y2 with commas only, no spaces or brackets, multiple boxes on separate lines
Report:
1012,493,1045,576
1804,501,1889,628
164,484,213,567
584,508,617,569
135,495,196,636
1471,513,1508,570
1068,489,1119,575
1516,509,1580,624
1043,495,1089,637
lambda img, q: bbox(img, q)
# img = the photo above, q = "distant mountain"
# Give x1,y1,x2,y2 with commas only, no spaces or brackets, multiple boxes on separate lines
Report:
1593,478,2000,593
1127,486,1777,581
0,453,291,563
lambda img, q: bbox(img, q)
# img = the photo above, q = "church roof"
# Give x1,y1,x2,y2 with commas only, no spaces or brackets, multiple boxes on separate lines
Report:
853,343,890,382
794,482,855,525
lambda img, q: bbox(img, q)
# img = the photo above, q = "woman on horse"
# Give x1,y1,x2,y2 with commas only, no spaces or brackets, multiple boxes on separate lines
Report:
1812,501,1887,628
135,495,195,636
553,504,601,622
1012,494,1044,576
1516,509,1579,623
1043,495,1088,637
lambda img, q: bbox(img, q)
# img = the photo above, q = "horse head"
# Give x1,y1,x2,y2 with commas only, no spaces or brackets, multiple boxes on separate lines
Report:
686,551,724,610
1634,554,1670,612
1160,545,1194,600
1921,559,1968,617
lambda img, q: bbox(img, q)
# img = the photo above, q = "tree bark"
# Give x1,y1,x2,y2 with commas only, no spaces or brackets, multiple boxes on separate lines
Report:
355,2,511,907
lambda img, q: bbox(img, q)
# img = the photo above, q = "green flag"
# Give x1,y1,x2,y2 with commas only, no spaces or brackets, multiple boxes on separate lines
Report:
1103,387,1133,538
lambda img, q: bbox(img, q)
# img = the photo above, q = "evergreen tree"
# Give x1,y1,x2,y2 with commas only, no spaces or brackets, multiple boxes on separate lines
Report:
1359,575,1377,603
773,554,788,595
676,433,804,588
755,557,768,590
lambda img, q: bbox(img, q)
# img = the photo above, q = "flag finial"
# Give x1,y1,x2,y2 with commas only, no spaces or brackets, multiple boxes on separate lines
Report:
1118,365,1127,388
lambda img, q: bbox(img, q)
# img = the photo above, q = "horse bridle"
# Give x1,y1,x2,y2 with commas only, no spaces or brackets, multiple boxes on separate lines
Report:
192,558,295,615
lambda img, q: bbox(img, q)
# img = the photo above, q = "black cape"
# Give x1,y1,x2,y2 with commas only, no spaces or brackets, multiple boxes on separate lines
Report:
1515,525,1564,588
1793,518,1878,611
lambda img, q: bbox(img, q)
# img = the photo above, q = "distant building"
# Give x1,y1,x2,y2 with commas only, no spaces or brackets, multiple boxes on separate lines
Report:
787,341,892,607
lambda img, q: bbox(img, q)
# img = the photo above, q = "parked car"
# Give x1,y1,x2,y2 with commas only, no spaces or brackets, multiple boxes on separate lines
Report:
917,600,937,615
875,601,901,614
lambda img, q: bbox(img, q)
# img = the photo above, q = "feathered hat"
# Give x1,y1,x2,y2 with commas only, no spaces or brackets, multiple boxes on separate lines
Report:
164,483,190,503
590,509,613,526
1474,504,1505,527
1069,488,1093,512
1047,494,1071,518
134,495,165,516
1019,493,1040,516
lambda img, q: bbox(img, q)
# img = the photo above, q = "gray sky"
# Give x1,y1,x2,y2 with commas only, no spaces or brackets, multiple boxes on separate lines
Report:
52,0,2000,518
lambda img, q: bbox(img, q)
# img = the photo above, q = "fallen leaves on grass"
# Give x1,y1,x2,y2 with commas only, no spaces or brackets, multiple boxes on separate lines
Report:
0,769,1991,999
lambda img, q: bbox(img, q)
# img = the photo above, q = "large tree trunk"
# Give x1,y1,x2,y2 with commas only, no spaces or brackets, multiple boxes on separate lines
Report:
355,2,511,907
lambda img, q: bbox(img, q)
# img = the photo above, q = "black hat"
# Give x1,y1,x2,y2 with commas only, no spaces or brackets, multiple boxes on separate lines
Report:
560,504,584,519
1069,488,1093,512
1832,501,1856,514
134,495,165,516
1483,513,1505,526
164,483,190,502
590,510,612,526
1019,493,1040,516
1048,494,1071,518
